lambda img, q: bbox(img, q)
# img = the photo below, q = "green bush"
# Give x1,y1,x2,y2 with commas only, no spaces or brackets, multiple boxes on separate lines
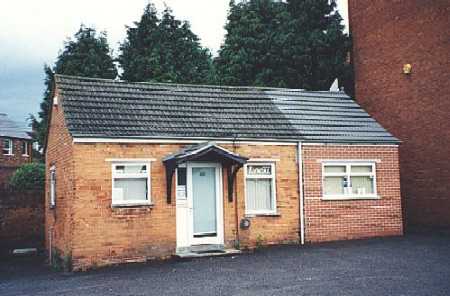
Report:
9,163,45,191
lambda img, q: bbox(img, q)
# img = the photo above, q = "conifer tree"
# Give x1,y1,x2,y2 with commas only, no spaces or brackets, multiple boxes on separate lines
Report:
216,0,349,90
118,4,213,84
32,26,117,149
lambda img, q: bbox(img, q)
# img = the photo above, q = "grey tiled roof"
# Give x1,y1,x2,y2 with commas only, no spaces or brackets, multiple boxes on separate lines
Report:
0,113,31,140
55,75,399,144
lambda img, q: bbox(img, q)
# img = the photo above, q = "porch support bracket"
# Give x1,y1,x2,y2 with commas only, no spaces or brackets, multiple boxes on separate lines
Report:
227,164,243,202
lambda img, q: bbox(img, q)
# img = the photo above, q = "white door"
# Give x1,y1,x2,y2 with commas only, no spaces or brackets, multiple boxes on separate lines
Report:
187,162,223,246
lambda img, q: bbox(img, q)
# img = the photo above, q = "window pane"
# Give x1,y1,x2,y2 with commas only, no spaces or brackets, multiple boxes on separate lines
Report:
116,164,147,174
351,176,374,195
324,176,345,195
247,165,272,176
351,165,373,173
324,165,346,173
114,178,147,201
246,179,273,212
22,142,27,155
177,168,187,186
3,139,11,154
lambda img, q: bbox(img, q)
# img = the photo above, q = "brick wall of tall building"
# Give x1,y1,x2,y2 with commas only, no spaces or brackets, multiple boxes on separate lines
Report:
348,0,450,228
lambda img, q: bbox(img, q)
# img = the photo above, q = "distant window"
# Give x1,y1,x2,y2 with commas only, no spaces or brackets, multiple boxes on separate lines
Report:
112,163,151,206
322,162,378,199
50,166,56,208
245,163,277,215
21,141,29,156
2,138,13,155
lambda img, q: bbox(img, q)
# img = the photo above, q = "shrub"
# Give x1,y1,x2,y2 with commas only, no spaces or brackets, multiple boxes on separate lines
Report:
9,163,45,191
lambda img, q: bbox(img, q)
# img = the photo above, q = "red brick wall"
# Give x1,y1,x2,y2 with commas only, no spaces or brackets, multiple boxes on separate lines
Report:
0,137,32,187
303,145,403,242
349,1,450,228
45,89,76,262
0,189,44,252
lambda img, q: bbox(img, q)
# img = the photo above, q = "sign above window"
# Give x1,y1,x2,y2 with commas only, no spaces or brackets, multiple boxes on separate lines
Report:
247,165,272,176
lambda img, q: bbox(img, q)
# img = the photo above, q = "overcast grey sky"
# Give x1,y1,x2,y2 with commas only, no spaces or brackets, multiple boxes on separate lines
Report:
0,0,348,127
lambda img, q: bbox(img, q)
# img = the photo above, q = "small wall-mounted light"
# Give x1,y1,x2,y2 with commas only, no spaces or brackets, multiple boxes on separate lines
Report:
403,64,412,75
53,96,59,106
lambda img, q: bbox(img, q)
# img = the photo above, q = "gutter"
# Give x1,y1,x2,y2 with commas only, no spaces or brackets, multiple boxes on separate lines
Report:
297,141,305,245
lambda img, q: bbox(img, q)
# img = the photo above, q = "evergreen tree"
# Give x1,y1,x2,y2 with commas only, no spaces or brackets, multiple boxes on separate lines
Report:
285,0,349,90
54,26,117,78
119,4,213,84
216,0,349,90
32,26,117,149
215,0,290,87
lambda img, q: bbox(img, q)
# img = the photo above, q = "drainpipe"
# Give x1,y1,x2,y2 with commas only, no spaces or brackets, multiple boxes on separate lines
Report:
297,141,305,245
232,137,240,248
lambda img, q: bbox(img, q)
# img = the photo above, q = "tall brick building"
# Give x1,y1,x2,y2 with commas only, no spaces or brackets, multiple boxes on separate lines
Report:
348,1,450,228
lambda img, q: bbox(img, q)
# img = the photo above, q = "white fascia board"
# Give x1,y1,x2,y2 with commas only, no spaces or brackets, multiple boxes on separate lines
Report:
73,137,299,146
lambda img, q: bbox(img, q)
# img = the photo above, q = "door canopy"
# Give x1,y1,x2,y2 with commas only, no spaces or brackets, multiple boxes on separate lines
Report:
163,142,248,203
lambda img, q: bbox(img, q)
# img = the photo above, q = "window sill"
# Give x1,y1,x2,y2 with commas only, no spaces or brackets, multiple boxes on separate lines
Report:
245,213,280,218
322,196,380,201
111,202,154,208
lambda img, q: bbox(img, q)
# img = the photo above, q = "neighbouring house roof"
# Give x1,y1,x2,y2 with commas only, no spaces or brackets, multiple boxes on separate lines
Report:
0,113,31,140
54,74,399,144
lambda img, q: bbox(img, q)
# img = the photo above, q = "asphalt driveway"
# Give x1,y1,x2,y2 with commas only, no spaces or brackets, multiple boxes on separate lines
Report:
1,233,449,296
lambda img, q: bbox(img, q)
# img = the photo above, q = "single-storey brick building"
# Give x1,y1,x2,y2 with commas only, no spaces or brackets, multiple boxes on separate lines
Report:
46,75,403,271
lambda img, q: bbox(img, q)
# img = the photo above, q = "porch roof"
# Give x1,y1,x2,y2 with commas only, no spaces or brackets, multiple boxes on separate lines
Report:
163,142,248,166
163,142,248,204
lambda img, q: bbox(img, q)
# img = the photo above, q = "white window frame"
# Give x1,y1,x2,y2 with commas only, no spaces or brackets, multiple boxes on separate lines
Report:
50,165,56,208
22,141,29,156
244,162,277,215
322,161,378,200
3,138,13,155
111,161,152,207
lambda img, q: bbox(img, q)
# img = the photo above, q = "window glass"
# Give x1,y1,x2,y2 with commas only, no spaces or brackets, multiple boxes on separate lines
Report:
115,164,147,174
177,168,187,186
22,142,28,155
351,165,372,173
246,179,273,212
323,162,377,198
114,178,147,201
2,139,12,155
324,176,345,195
324,165,346,173
351,176,374,195
112,163,150,205
245,163,276,214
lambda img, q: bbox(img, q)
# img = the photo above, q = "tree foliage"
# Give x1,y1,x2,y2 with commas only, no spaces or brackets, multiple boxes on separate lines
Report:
9,163,45,191
31,26,117,149
118,4,213,84
215,0,350,90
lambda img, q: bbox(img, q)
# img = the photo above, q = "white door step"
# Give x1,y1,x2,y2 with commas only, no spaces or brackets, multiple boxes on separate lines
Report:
176,249,241,259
